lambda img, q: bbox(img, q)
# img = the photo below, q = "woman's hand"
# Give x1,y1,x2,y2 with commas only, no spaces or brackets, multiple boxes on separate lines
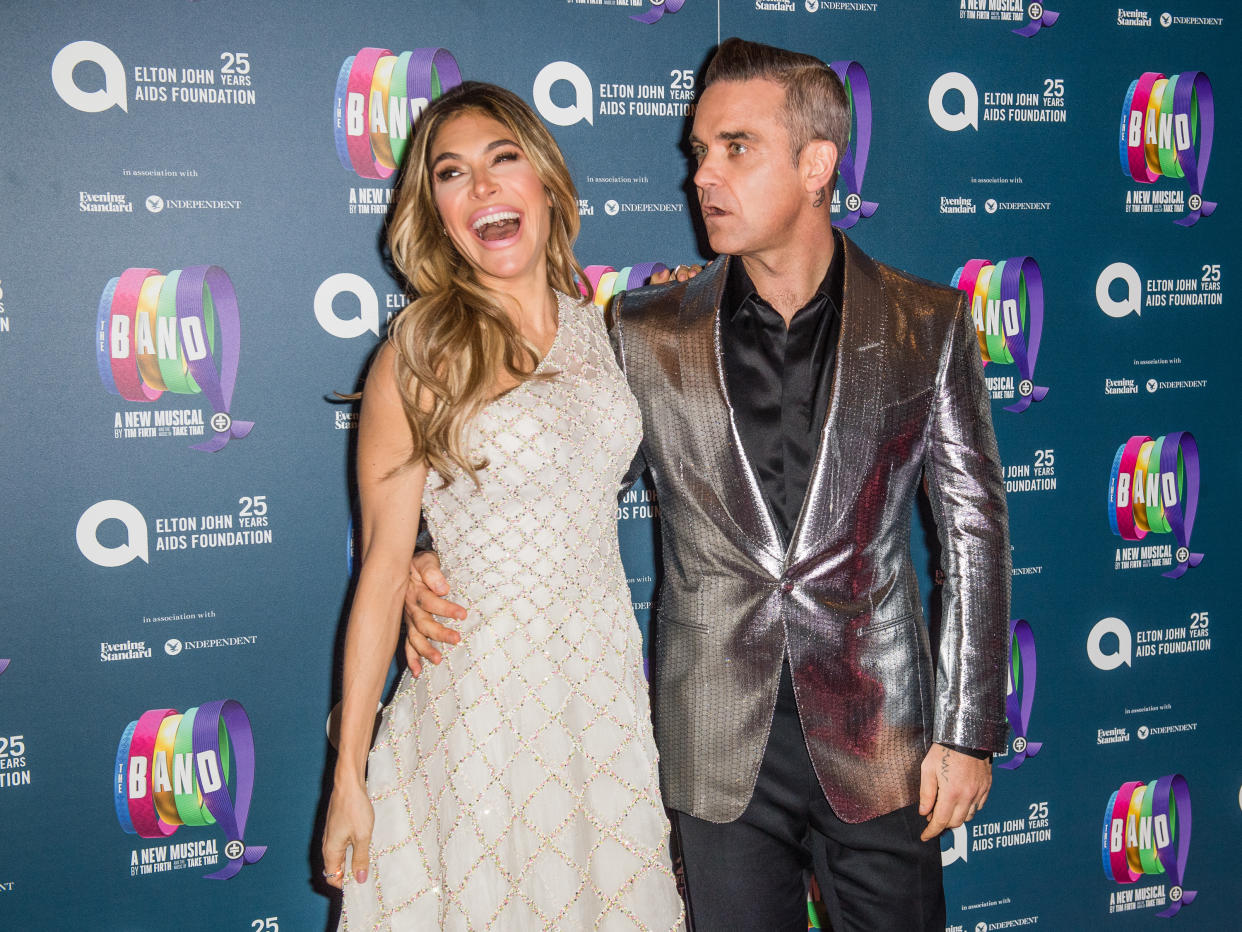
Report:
322,776,375,889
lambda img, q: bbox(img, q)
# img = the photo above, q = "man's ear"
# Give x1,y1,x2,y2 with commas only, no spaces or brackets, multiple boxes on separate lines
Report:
801,139,838,194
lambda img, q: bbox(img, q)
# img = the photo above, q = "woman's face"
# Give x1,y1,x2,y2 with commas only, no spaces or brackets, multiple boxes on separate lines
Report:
429,111,553,291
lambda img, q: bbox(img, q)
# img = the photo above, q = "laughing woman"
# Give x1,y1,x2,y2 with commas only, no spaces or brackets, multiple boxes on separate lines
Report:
320,82,683,931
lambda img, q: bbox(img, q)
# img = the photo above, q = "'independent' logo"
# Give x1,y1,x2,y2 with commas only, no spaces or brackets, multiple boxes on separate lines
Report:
1120,71,1215,226
97,267,252,451
333,47,462,179
116,700,265,879
1103,775,1196,917
952,257,1048,413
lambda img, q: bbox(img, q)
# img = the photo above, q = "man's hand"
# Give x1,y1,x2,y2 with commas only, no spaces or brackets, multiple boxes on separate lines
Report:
917,743,991,842
648,263,703,285
402,551,465,674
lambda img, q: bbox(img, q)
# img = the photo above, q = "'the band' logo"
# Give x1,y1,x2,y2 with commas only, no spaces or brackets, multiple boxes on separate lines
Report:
97,266,252,452
1108,432,1202,578
533,61,593,127
116,701,265,879
1103,775,1196,917
999,618,1041,769
333,47,462,179
952,256,1048,412
1014,3,1060,37
52,40,127,113
829,61,877,230
632,0,685,24
929,72,978,132
1120,71,1215,226
581,262,670,308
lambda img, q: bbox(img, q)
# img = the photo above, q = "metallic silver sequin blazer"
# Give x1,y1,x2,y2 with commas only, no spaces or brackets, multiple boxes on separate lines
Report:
612,235,1011,824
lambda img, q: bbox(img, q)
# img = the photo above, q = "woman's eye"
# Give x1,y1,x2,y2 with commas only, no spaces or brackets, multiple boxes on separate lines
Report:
435,167,462,182
493,149,520,164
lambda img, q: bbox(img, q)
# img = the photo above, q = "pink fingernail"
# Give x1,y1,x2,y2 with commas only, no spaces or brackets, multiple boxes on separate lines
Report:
356,869,368,883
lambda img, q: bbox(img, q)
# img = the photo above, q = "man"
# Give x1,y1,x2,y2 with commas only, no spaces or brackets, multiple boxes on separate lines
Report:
406,38,1009,930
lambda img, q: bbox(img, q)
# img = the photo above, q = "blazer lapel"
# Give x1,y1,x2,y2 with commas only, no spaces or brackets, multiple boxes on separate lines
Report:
788,235,888,564
678,257,784,564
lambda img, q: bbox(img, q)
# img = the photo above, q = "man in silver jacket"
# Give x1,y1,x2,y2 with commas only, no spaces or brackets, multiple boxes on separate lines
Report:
407,38,1009,931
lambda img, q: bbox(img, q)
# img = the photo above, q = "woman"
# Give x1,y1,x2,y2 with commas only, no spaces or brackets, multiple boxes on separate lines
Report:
321,82,684,931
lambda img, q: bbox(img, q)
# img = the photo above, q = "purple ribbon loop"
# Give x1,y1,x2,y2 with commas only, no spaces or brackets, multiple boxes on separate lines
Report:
999,257,1048,413
193,699,266,880
631,0,685,24
1158,431,1202,578
1012,6,1060,37
176,266,253,452
0,659,9,676
829,61,876,230
1153,774,1196,916
999,618,1041,770
406,47,462,102
1172,72,1215,227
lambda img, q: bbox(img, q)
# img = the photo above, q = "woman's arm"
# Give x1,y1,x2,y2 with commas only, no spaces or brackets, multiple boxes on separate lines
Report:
323,342,428,888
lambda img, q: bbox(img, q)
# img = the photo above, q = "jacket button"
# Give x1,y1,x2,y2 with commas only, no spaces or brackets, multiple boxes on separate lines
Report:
780,581,794,593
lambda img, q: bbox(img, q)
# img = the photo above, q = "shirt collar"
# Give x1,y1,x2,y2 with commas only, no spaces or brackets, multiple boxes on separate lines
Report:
724,227,844,323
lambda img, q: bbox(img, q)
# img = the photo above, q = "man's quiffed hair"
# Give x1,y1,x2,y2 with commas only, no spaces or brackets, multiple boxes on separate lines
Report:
703,37,850,170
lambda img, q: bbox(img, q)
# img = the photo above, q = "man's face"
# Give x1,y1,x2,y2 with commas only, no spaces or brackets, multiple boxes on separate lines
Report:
689,78,806,259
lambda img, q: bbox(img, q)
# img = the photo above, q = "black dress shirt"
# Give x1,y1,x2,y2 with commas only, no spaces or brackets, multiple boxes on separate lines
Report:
720,230,843,545
718,232,990,762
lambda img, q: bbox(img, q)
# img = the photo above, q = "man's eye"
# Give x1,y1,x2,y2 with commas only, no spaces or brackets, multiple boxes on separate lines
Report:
691,147,705,163
729,142,747,155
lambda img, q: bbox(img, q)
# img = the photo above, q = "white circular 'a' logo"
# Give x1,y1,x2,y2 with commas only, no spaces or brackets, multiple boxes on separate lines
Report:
940,824,968,866
929,73,978,132
77,500,149,566
1087,617,1132,670
1096,262,1142,318
314,273,380,339
533,61,593,127
52,41,128,113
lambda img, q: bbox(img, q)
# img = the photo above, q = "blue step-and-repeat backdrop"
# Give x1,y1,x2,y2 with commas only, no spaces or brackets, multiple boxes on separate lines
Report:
1,2,1237,929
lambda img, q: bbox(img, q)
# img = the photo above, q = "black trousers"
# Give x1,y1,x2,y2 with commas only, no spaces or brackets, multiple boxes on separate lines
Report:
673,663,945,932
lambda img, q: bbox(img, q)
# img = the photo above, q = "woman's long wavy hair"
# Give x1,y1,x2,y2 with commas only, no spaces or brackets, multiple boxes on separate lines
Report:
385,81,584,486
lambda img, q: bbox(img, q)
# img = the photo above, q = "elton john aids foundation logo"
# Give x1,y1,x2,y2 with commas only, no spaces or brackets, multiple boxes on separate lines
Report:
52,40,127,112
534,61,594,127
333,46,462,178
828,61,877,230
929,73,978,132
952,257,1048,412
116,700,265,879
999,618,1041,769
97,266,252,451
1121,71,1215,226
1108,432,1202,578
1103,775,1196,917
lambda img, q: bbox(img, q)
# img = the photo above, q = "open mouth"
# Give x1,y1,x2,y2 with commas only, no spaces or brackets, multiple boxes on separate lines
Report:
471,210,521,242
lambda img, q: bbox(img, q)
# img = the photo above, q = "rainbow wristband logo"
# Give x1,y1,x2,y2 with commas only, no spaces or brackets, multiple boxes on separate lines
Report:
1108,431,1202,578
96,266,252,452
999,618,1040,770
829,61,877,230
1121,71,1215,226
115,700,265,880
581,262,670,307
951,256,1048,413
1013,3,1060,37
333,47,462,179
631,0,685,24
1103,774,1196,917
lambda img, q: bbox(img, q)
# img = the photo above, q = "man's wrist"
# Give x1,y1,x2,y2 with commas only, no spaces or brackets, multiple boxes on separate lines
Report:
941,742,991,761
